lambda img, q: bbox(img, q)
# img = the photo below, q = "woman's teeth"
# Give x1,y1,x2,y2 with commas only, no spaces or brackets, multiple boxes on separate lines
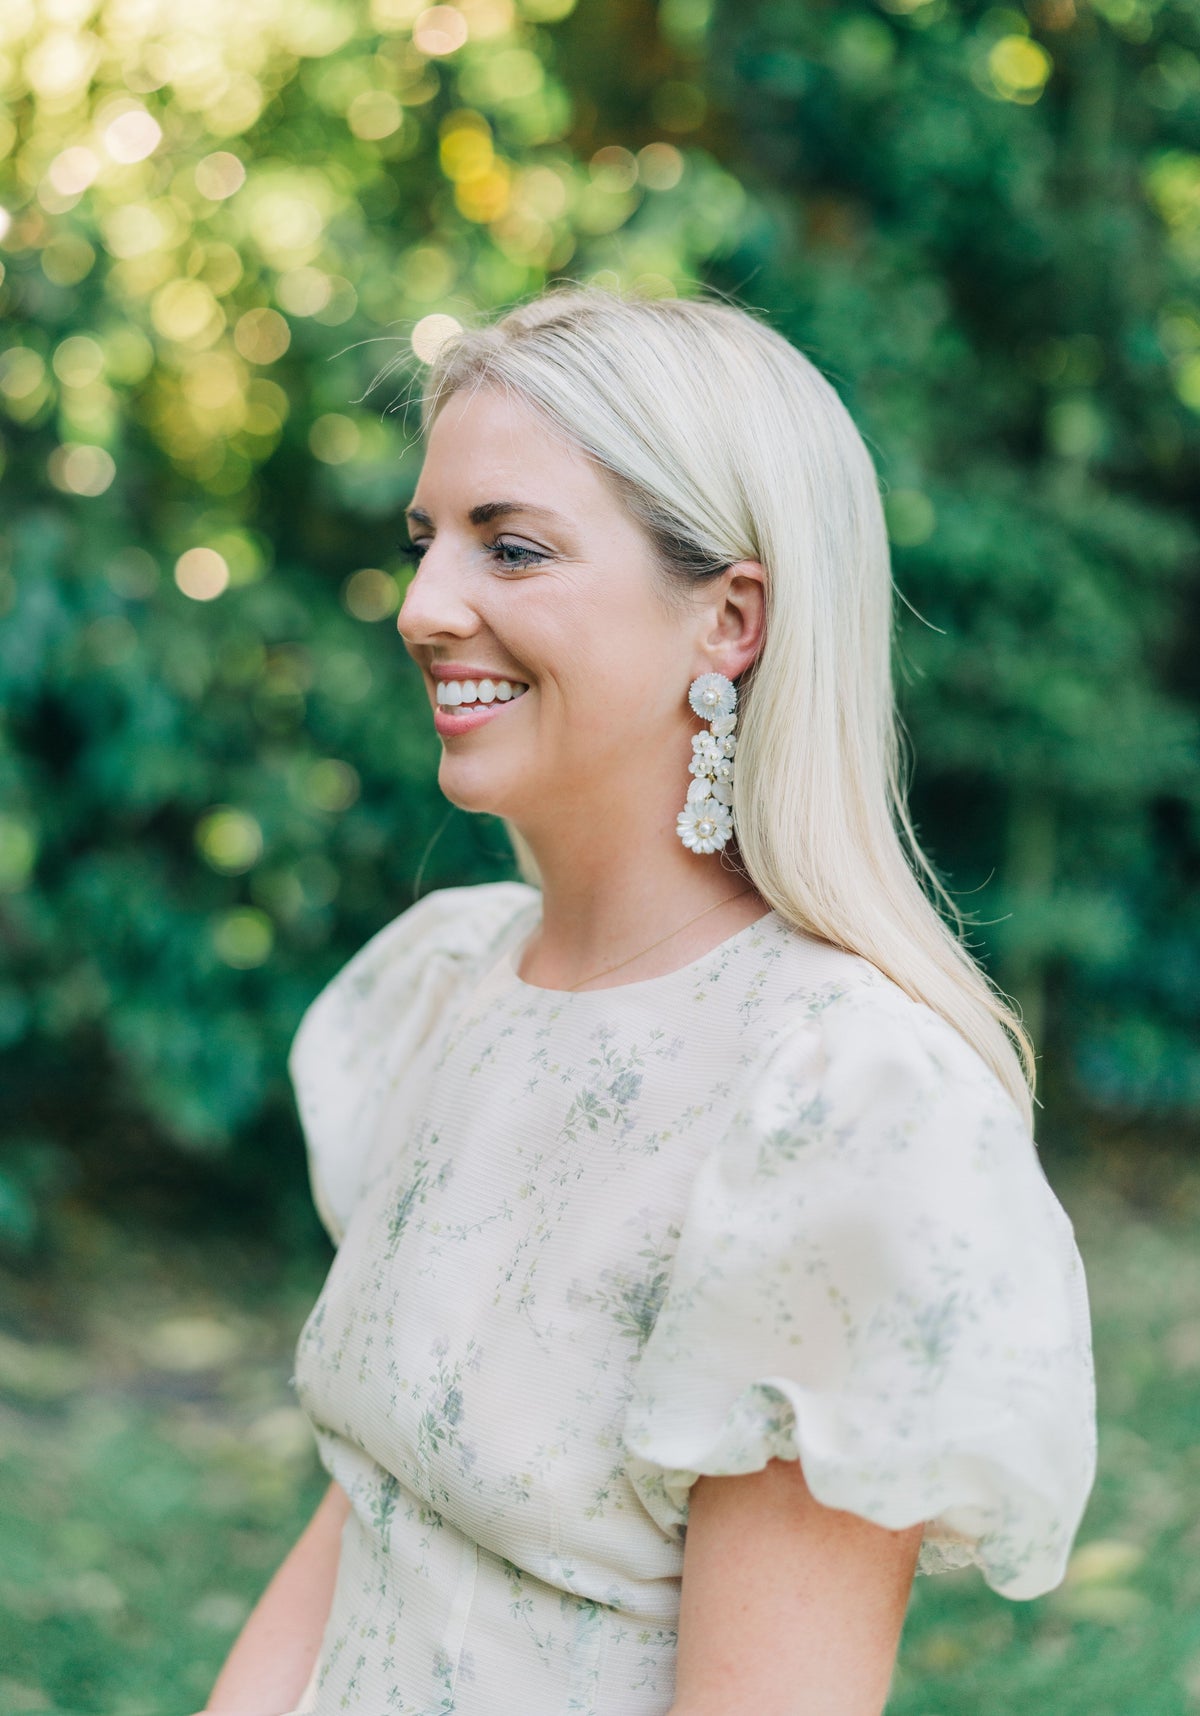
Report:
436,678,529,707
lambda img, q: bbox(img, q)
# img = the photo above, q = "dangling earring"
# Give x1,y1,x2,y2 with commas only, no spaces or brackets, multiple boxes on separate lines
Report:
676,672,737,855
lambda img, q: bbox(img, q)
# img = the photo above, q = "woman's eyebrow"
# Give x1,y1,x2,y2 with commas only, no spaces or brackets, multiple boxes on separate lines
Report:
404,500,568,530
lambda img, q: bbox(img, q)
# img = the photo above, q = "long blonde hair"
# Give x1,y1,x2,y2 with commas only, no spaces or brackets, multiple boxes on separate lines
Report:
414,283,1036,1130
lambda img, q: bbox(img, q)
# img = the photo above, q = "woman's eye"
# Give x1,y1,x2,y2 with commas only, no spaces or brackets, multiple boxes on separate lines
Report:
487,538,544,569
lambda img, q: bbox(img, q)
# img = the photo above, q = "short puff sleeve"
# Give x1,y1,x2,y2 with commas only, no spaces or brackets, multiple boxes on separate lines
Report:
621,982,1097,1600
288,880,536,1247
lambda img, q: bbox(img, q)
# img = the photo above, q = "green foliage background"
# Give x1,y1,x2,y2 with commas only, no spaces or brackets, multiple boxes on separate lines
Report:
1,0,1198,1244
1,0,1200,1707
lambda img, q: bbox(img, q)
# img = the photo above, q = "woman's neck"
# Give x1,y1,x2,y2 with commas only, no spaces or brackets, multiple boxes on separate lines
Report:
513,814,766,990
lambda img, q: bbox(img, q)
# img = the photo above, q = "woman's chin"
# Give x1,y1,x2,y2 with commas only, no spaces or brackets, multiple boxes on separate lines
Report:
436,760,516,820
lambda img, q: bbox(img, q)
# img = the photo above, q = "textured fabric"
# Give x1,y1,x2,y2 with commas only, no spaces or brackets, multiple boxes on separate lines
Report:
288,881,1096,1715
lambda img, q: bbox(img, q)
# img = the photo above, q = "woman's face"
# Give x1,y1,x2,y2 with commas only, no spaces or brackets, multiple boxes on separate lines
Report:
397,384,753,837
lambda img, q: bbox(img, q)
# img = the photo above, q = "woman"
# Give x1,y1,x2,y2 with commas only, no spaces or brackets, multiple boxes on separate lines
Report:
203,285,1096,1716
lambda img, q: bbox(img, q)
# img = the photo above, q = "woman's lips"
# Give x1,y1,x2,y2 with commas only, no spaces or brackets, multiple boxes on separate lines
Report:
433,690,528,737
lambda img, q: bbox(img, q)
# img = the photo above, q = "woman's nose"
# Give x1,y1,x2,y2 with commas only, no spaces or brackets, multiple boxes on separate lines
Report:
396,549,477,647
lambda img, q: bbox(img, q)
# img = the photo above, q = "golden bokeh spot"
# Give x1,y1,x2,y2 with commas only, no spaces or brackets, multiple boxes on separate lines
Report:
460,46,542,103
309,413,361,463
589,146,637,193
400,243,458,300
152,278,224,346
414,5,469,55
48,146,101,197
174,547,230,600
211,907,274,970
24,29,103,101
209,527,270,587
180,349,245,419
47,443,116,497
514,164,568,219
1172,354,1200,410
194,151,247,201
343,566,400,620
53,335,105,387
303,758,362,812
490,207,552,264
411,312,462,363
348,89,404,140
234,306,291,364
41,235,96,285
104,107,163,164
458,0,516,38
456,166,511,222
103,201,178,259
0,348,46,400
276,266,334,316
240,179,329,267
637,142,684,190
631,272,677,298
0,814,37,894
193,240,244,298
440,114,494,182
988,36,1052,101
196,807,264,874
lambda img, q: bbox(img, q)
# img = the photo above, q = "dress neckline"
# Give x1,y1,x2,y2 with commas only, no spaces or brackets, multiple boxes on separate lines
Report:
497,900,779,997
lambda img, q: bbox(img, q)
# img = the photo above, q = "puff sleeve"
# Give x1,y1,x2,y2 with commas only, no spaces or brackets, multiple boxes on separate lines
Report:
287,880,537,1247
621,982,1097,1601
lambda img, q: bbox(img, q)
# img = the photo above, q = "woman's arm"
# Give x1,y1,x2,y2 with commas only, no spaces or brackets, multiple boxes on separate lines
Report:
201,1477,352,1716
669,1457,924,1716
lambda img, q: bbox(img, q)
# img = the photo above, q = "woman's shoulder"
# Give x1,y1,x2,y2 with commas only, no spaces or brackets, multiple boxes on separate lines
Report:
751,915,982,1059
335,879,541,985
288,880,539,1246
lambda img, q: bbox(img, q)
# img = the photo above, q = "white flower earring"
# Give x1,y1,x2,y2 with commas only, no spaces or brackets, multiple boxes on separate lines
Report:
676,672,737,855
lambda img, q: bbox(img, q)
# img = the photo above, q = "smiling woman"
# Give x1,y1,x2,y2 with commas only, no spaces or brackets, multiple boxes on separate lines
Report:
202,284,1096,1716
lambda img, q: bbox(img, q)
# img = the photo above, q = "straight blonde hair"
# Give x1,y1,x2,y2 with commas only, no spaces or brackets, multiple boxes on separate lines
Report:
414,283,1036,1130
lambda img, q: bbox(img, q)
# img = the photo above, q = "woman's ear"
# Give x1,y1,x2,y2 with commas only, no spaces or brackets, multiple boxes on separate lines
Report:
701,560,766,681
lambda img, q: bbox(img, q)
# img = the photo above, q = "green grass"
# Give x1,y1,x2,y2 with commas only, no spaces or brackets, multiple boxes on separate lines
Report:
2,1150,1199,1716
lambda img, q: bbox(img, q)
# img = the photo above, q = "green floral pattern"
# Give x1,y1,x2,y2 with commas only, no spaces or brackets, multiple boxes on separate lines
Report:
286,882,1096,1714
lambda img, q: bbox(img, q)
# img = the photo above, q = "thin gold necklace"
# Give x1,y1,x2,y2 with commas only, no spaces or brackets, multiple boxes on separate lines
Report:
562,888,759,993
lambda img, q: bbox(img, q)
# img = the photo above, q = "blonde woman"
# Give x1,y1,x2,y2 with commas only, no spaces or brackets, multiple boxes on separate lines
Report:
203,285,1096,1716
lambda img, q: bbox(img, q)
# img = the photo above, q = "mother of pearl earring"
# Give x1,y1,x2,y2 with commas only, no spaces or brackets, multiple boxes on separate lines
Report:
676,672,737,855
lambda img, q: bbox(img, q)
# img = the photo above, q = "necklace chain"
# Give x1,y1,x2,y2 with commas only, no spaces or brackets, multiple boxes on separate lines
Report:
563,888,758,993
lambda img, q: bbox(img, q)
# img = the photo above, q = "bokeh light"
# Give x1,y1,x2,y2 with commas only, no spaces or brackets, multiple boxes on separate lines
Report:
413,6,469,55
174,547,230,600
342,567,401,620
195,808,264,874
233,307,291,365
411,313,462,363
211,906,274,968
47,444,116,496
0,815,37,893
194,152,247,201
309,414,360,463
103,106,163,163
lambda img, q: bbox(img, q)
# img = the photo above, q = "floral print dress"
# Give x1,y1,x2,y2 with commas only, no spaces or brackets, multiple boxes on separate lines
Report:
286,881,1096,1716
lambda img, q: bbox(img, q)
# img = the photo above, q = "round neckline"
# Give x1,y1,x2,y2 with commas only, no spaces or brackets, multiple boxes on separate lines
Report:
499,903,779,997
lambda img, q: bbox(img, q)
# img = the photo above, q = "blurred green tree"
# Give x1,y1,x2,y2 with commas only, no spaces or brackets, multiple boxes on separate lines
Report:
686,0,1200,1123
0,0,751,1240
1,0,1197,1250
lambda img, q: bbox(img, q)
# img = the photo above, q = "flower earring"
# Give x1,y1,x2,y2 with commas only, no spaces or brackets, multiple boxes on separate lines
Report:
676,672,737,855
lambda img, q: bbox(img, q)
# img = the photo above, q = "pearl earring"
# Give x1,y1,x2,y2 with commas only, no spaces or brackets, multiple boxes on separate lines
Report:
676,672,737,855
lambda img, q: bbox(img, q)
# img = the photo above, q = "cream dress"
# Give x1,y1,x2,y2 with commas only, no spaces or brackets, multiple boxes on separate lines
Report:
284,881,1096,1716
